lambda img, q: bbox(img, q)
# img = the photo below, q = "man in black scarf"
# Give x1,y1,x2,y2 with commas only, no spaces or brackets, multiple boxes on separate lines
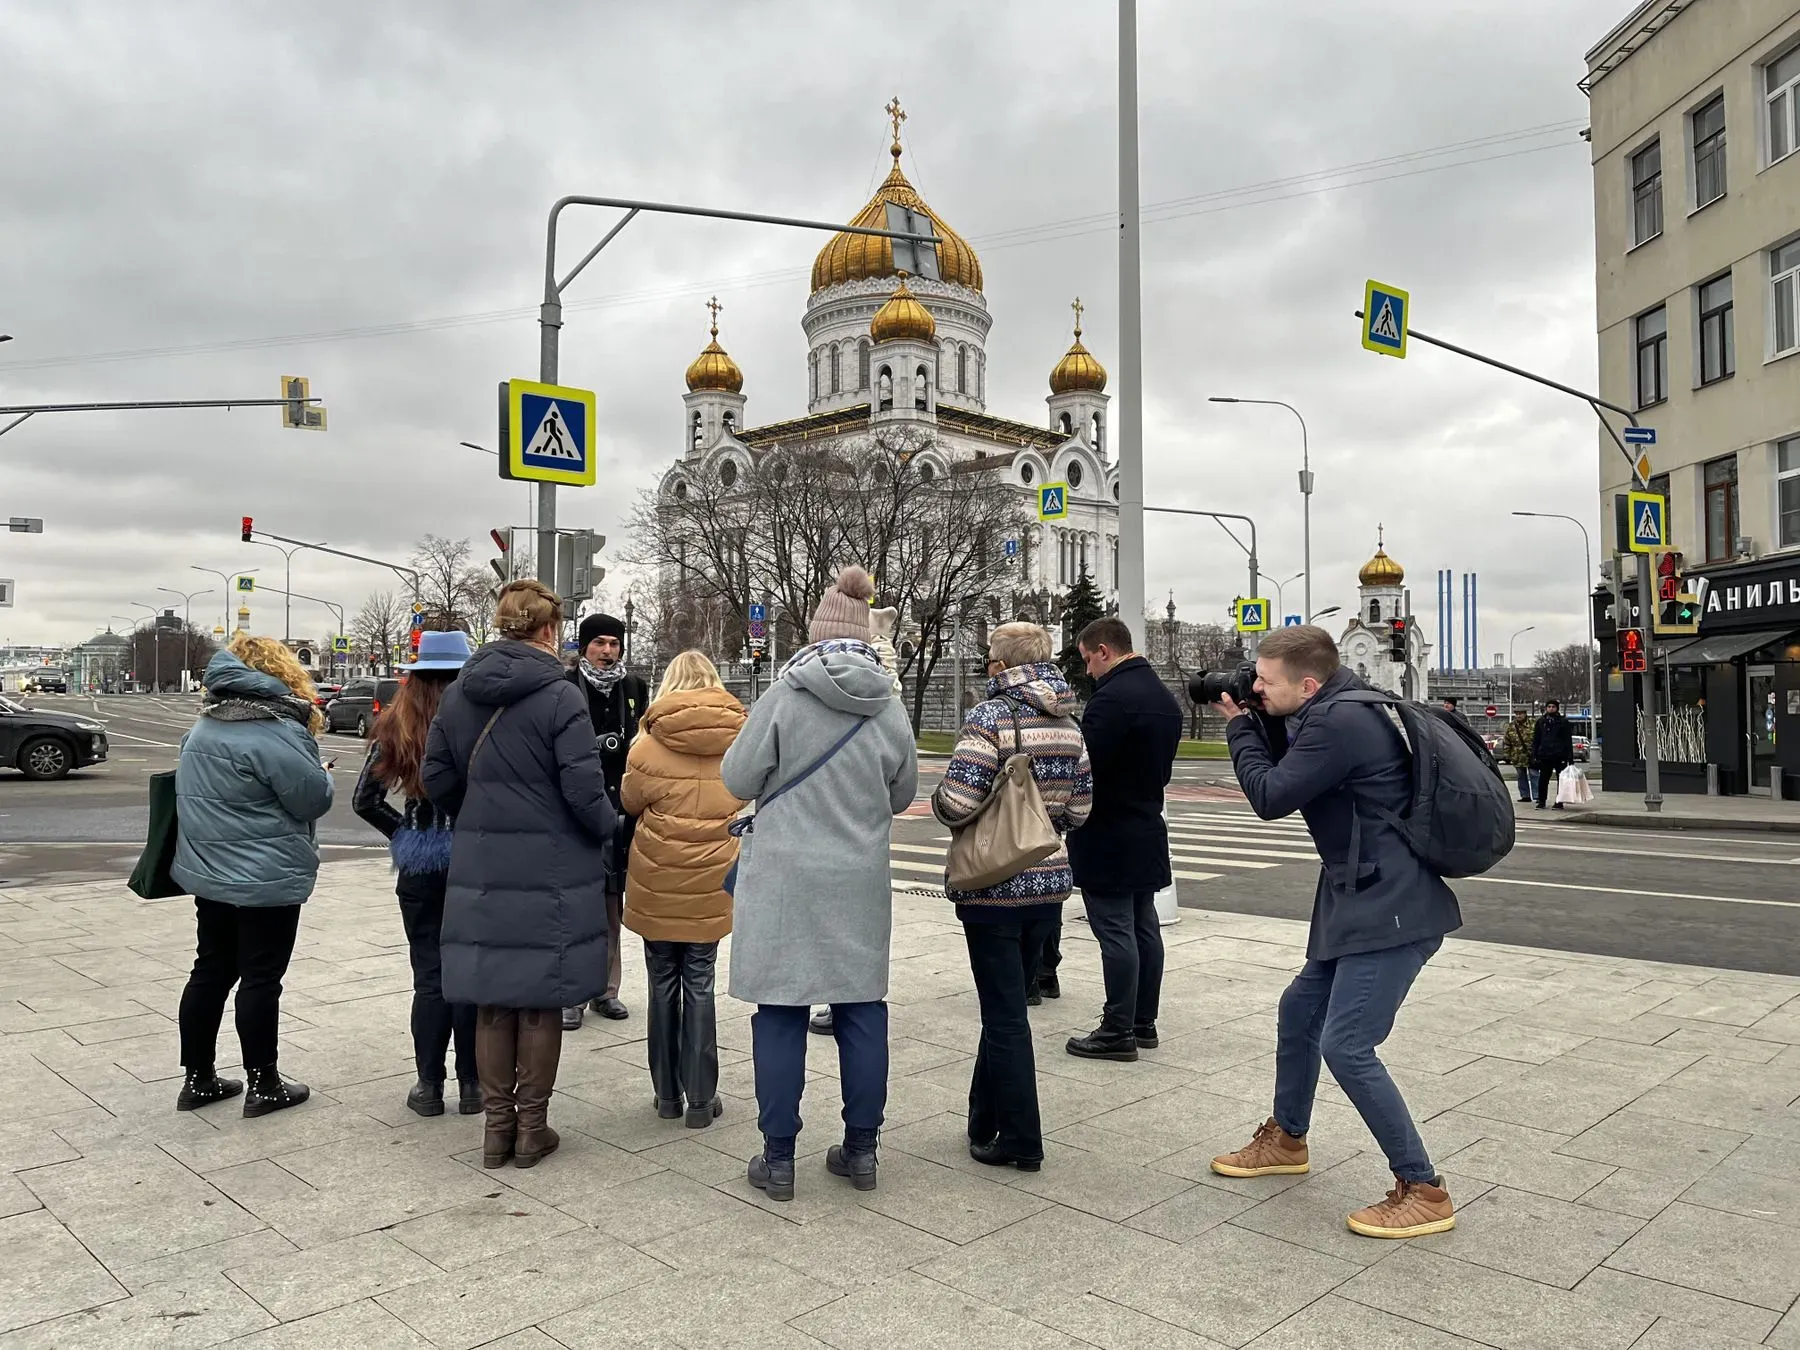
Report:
563,612,650,1028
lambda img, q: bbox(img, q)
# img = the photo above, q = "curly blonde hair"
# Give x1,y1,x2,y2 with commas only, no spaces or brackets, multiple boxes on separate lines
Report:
227,633,325,735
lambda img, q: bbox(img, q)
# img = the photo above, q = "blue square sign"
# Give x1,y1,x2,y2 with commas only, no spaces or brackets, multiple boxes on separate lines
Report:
502,379,597,486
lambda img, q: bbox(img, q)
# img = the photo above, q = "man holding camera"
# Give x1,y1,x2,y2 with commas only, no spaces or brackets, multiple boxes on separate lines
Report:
1207,625,1461,1239
564,613,649,1029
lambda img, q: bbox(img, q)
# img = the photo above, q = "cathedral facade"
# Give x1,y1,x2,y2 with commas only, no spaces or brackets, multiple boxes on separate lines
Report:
1336,530,1433,695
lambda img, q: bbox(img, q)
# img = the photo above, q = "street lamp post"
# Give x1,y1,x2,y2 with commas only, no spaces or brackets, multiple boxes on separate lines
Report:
157,588,214,688
191,566,257,636
461,441,534,553
245,540,305,641
129,601,163,692
1508,625,1537,714
1265,569,1304,624
1512,511,1596,733
1211,397,1312,623
1310,605,1341,623
1116,0,1147,642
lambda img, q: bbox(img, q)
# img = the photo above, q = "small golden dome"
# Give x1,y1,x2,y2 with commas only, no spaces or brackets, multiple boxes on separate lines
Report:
685,298,743,393
1359,526,1404,586
870,276,936,343
1050,298,1107,394
811,101,982,294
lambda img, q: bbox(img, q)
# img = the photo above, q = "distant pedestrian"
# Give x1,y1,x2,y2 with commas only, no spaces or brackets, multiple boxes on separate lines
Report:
722,565,918,1201
1532,698,1574,810
172,636,333,1118
932,623,1090,1171
424,581,616,1169
1440,696,1469,726
353,630,479,1119
1500,707,1537,803
564,612,649,1029
618,650,746,1129
1063,618,1183,1062
1209,625,1460,1239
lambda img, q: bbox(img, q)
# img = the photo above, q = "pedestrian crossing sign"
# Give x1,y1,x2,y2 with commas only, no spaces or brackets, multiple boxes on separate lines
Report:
235,576,255,593
1038,482,1070,521
1362,279,1409,358
501,378,597,487
1235,597,1272,632
1626,490,1667,553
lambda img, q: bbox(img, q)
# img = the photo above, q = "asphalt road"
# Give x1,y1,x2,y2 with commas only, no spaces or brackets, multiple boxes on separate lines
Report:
5,694,1797,976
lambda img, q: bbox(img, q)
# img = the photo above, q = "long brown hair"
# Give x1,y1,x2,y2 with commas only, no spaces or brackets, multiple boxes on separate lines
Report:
370,670,453,798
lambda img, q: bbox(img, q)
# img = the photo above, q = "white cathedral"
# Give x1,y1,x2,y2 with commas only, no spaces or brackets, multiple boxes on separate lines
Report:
1336,529,1433,695
658,102,1120,603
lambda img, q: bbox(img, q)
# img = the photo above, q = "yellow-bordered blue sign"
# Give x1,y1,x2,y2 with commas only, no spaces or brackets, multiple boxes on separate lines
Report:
1626,490,1667,553
1235,597,1272,632
1362,279,1409,358
501,378,597,487
1038,482,1070,521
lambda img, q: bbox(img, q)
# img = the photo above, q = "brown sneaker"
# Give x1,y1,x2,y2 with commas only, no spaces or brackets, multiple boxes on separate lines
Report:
1346,1175,1456,1238
1210,1118,1310,1178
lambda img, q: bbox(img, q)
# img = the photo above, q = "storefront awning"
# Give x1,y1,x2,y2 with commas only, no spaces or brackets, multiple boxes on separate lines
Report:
1659,628,1795,664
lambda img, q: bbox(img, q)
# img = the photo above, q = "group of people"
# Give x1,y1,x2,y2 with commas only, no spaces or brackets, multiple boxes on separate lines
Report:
163,575,1467,1239
1498,699,1577,809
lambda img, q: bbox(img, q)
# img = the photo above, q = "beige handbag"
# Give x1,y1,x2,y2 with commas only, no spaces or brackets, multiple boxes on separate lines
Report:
944,703,1063,891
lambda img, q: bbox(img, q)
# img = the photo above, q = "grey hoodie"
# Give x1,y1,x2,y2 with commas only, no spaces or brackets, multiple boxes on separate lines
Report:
721,641,919,1006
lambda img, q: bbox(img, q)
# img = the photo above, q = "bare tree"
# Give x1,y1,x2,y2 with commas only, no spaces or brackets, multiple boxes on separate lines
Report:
1532,642,1590,704
353,589,405,674
410,535,491,631
129,622,216,691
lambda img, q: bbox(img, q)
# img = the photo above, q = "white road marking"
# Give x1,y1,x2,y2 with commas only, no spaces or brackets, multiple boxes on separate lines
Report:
1462,874,1800,910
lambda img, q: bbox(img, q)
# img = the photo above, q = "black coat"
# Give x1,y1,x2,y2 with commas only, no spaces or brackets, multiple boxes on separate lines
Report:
1226,668,1462,962
567,665,649,890
1531,711,1574,769
1067,656,1184,893
424,640,616,1009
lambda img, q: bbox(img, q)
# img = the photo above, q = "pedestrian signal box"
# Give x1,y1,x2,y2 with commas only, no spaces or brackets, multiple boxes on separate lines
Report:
1618,627,1648,674
1387,617,1408,661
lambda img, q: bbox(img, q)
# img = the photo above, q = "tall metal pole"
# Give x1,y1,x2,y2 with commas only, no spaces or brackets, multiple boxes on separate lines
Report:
1508,626,1535,713
1115,0,1146,640
1210,398,1311,621
537,288,561,591
1512,512,1596,734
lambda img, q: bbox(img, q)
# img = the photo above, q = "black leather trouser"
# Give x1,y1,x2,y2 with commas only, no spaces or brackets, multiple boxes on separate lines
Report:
642,940,720,1108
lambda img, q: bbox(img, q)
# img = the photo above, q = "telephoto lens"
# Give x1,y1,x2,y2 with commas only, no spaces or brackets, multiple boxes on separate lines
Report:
1188,662,1259,708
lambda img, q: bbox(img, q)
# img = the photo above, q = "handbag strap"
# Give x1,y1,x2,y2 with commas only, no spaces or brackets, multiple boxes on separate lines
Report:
760,717,868,812
469,707,506,773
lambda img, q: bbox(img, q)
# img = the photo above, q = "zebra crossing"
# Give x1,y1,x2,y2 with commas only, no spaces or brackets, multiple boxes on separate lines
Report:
890,805,1319,892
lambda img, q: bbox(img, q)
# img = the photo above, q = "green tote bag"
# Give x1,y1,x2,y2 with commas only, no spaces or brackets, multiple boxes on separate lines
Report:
127,771,186,900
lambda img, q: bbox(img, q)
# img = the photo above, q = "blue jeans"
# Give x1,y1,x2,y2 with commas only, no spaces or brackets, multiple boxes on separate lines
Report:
751,1002,888,1152
1272,937,1441,1183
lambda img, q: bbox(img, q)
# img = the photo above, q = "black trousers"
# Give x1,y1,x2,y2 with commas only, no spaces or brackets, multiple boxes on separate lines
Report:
964,913,1057,1160
1535,760,1569,807
1038,915,1062,977
396,872,477,1085
177,898,302,1071
1082,889,1164,1033
643,940,719,1109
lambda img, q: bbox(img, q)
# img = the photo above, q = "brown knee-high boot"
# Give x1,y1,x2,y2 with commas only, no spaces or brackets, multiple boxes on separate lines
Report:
513,1008,563,1168
476,1006,519,1169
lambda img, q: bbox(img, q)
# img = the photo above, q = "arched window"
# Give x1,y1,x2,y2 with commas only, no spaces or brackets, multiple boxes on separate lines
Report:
720,460,738,488
1368,599,1382,623
858,339,871,390
957,345,968,394
915,365,929,410
690,411,702,450
673,480,689,501
919,461,936,483
1058,412,1073,435
877,366,893,411
1092,413,1104,454
810,350,819,402
721,412,735,437
829,346,840,395
1020,462,1035,485
1067,461,1084,489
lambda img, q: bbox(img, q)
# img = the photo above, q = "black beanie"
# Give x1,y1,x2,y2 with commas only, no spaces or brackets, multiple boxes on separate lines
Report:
577,612,626,651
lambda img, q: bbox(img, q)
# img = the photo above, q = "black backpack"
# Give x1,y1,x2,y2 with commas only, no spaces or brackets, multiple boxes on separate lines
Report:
1338,690,1516,878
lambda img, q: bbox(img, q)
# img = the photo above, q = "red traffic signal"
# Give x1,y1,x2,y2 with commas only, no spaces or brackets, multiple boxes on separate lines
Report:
1619,627,1648,674
1387,617,1408,659
240,516,254,543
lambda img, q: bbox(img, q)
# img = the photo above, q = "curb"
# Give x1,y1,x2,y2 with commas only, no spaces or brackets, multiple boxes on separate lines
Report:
1564,810,1800,835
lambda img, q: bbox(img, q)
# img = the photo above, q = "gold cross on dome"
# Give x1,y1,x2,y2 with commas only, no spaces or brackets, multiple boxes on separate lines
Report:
705,295,721,337
886,96,907,154
1071,296,1084,337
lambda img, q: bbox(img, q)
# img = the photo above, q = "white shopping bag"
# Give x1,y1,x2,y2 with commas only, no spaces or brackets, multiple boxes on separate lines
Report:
1557,765,1593,805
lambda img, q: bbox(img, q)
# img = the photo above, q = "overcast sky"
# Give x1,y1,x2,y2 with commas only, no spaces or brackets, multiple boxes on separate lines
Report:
0,0,1628,668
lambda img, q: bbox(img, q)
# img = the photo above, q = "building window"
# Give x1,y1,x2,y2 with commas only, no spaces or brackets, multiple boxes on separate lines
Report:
1067,461,1083,489
957,346,968,393
1636,306,1668,408
1631,140,1663,245
919,461,935,484
1692,95,1727,207
1698,274,1735,385
915,365,929,411
1058,412,1073,435
1020,462,1034,485
829,346,840,395
719,459,738,488
1704,455,1739,562
1779,436,1800,548
1768,44,1800,164
1773,239,1800,356
1369,599,1382,624
809,351,819,402
858,339,870,390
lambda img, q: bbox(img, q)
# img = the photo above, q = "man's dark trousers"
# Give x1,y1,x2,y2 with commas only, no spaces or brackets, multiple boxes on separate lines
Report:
1081,890,1162,1032
1535,762,1568,808
1272,936,1441,1183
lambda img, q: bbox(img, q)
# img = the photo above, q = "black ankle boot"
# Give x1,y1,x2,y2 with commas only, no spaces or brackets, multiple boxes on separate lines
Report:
1065,1027,1139,1062
685,1097,724,1129
243,1065,310,1118
458,1079,482,1115
406,1079,445,1117
827,1127,879,1191
175,1068,242,1112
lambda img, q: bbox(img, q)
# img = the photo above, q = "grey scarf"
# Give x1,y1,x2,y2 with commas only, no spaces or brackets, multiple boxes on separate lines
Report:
579,659,628,695
201,693,316,733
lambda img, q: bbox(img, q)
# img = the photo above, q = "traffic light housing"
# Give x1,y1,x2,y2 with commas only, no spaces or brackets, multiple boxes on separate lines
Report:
241,516,254,543
1619,627,1648,674
1651,551,1706,636
1388,617,1408,662
488,528,512,586
558,530,606,605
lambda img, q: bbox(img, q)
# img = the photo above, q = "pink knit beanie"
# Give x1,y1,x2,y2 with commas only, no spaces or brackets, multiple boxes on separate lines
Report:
808,565,875,643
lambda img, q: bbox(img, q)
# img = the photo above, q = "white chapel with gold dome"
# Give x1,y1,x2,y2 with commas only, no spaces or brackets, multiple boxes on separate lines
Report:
660,101,1120,602
1335,529,1432,694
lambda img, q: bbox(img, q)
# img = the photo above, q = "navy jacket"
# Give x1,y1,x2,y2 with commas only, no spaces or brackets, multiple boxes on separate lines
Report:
424,640,616,1009
1531,711,1574,769
1226,668,1462,962
1067,656,1184,894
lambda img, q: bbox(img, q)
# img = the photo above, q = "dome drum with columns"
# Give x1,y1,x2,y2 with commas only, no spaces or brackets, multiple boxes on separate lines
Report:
661,101,1121,600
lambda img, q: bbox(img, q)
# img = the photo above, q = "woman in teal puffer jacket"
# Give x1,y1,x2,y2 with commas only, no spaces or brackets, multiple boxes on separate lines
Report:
172,636,333,1118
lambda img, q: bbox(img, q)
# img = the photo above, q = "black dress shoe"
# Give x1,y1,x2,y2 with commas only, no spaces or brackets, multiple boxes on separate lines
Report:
808,1008,834,1036
593,997,629,1020
1066,1028,1139,1062
1133,1023,1160,1049
406,1079,445,1117
562,1004,585,1031
1038,974,1061,999
969,1139,1041,1172
1026,988,1043,1007
175,1069,242,1112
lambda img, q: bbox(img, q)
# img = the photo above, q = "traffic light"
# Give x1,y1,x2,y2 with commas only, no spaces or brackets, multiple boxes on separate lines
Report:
558,530,606,605
1619,627,1648,674
1651,551,1706,637
280,375,326,431
1388,617,1408,662
488,527,511,585
241,516,254,543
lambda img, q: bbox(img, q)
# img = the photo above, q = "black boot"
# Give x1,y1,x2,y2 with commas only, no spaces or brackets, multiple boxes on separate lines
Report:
458,1079,482,1116
1038,973,1061,999
175,1067,242,1112
243,1065,310,1118
808,1008,833,1036
969,1138,1042,1172
827,1127,879,1191
749,1136,796,1201
1133,1022,1160,1049
657,1097,686,1120
1065,1027,1139,1062
406,1079,445,1117
685,1097,724,1130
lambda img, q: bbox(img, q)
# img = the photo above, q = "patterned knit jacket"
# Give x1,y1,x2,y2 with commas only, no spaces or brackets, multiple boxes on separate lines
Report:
931,662,1093,912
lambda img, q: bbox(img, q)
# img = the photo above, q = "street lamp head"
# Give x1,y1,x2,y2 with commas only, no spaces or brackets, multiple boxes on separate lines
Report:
1207,396,1239,404
1310,605,1341,620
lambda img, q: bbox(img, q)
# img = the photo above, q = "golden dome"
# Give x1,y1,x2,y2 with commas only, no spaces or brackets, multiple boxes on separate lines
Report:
1049,297,1107,393
810,102,982,294
1358,527,1404,586
870,276,936,343
684,298,743,393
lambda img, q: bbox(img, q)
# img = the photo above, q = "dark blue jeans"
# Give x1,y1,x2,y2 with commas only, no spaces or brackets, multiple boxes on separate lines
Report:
751,1002,888,1151
1081,890,1163,1033
1272,937,1441,1183
963,913,1057,1160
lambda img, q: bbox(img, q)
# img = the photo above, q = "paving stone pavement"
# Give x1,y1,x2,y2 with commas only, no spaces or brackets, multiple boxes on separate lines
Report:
3,859,1800,1348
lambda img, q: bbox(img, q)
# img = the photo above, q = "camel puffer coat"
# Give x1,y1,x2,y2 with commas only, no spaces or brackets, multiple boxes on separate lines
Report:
619,686,747,944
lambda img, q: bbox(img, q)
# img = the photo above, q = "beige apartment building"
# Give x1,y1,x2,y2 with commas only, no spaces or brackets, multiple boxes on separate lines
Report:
1587,0,1800,796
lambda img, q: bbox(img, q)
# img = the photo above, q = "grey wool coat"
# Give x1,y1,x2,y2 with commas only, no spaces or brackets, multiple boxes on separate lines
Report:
721,641,918,1006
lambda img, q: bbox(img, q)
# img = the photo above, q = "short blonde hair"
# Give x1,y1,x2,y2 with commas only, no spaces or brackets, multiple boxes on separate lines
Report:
227,633,325,736
654,649,725,702
494,579,562,641
988,622,1052,669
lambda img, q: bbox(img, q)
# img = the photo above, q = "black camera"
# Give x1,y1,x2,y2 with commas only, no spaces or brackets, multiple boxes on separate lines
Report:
1189,662,1259,708
597,731,624,755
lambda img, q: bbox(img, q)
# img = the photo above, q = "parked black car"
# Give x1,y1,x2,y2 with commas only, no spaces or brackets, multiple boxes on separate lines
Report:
323,677,401,737
0,695,109,780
